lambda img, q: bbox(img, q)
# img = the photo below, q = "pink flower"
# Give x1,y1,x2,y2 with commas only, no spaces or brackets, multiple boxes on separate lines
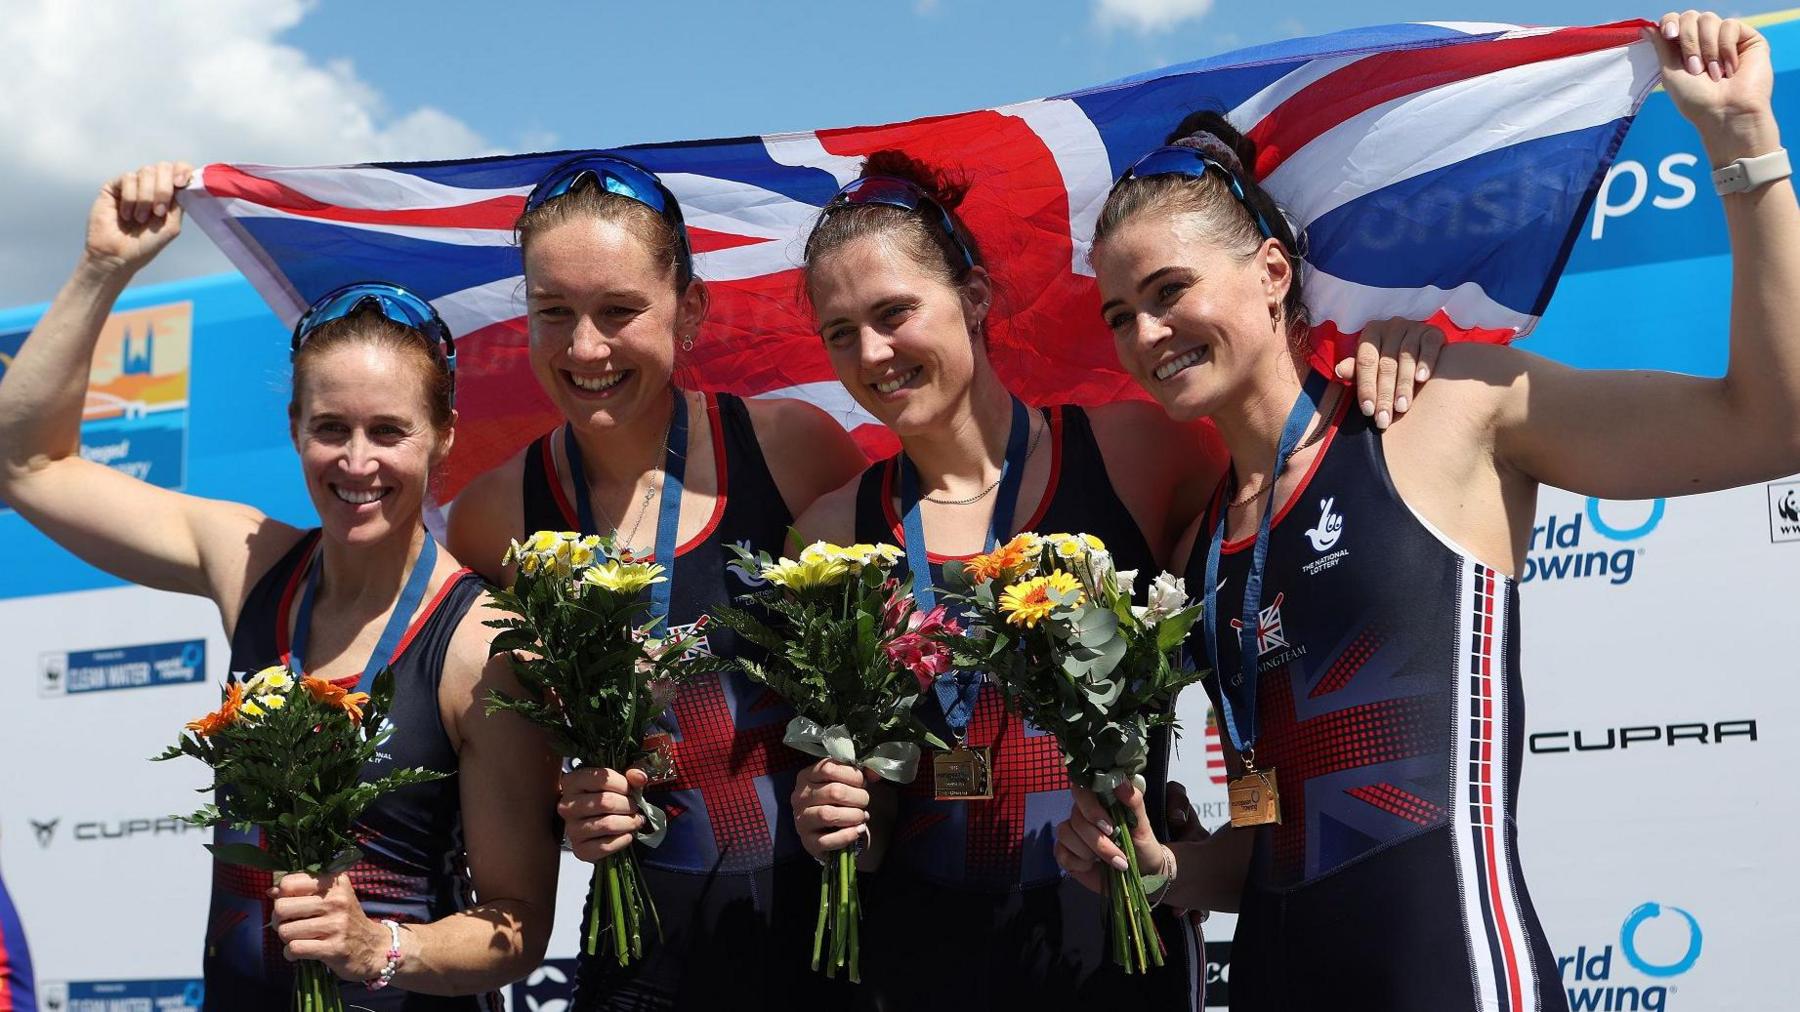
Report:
881,585,914,634
883,605,963,691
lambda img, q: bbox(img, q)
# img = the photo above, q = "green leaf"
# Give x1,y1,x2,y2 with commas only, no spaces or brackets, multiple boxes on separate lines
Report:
205,842,287,872
323,845,364,876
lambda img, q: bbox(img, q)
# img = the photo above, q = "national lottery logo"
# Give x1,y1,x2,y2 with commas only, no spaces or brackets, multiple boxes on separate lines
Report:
1560,902,1703,1011
1523,498,1664,587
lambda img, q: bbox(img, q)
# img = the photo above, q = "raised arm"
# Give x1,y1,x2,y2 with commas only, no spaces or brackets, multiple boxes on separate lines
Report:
0,162,292,614
1487,14,1800,499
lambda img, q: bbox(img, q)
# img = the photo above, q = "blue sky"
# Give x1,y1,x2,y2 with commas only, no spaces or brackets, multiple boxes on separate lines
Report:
283,0,1668,152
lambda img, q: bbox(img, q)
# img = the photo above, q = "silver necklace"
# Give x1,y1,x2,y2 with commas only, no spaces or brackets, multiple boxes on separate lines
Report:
920,415,1045,507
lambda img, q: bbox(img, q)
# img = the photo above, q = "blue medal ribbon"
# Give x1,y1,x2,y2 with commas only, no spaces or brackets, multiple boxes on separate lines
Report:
564,390,689,634
1202,371,1330,756
288,533,438,693
899,397,1030,742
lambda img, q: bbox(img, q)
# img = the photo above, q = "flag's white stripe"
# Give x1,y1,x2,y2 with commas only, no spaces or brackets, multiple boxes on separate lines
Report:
182,172,309,326
213,196,519,247
695,239,800,282
436,276,525,337
1304,268,1535,336
1228,53,1371,133
762,130,865,187
750,381,880,432
998,98,1112,277
1450,558,1502,1010
1420,20,1527,34
662,171,826,242
227,163,530,211
1265,41,1659,227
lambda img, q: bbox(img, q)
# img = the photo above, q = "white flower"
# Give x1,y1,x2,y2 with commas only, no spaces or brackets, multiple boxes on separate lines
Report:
1147,572,1189,619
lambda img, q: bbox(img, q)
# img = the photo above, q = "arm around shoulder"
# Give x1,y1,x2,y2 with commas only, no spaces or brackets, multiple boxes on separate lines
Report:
744,395,869,521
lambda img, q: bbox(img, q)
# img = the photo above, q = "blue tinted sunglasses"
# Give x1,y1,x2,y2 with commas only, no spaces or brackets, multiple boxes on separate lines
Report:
290,282,457,404
1117,146,1275,240
525,155,693,285
824,176,977,275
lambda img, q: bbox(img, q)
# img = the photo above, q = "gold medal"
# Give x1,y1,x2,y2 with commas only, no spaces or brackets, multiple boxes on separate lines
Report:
933,745,994,800
1227,765,1281,828
638,732,679,787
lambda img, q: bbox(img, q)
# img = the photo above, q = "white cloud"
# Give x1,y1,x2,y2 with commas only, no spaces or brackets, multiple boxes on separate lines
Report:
1093,0,1215,33
0,0,489,307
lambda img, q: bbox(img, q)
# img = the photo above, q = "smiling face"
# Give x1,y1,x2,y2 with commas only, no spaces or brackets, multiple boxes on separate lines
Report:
290,342,451,546
1095,211,1293,423
809,232,990,437
523,215,704,432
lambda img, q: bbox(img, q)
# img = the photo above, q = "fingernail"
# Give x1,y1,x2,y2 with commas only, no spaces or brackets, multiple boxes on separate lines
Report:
1687,54,1704,75
1375,410,1391,429
154,203,166,216
1708,60,1722,81
1111,855,1130,871
1097,819,1115,836
1663,21,1679,39
1417,365,1430,382
1361,399,1375,416
1395,396,1409,413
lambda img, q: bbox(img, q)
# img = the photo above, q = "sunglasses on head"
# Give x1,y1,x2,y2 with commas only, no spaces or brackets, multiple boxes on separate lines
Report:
824,176,977,275
1116,146,1276,241
290,282,457,404
525,154,694,285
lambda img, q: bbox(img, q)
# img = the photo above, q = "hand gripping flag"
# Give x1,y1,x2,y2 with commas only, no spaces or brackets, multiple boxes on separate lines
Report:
179,20,1660,502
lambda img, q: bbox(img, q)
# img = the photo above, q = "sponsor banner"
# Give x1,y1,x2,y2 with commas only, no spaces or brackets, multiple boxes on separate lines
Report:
0,301,192,507
39,640,206,698
38,978,205,1012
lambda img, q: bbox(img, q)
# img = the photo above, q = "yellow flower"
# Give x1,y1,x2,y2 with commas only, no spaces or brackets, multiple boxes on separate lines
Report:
240,699,265,719
762,554,851,591
257,693,286,711
799,542,841,565
243,665,291,695
526,530,562,554
1081,534,1106,551
582,560,668,595
998,571,1085,628
567,540,596,570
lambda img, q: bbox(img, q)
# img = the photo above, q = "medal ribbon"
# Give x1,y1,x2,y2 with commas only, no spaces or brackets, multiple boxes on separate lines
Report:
900,397,1030,742
1203,371,1329,755
289,532,437,693
564,389,688,634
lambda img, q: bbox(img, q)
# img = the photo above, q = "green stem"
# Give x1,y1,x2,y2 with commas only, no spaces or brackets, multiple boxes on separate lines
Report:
811,859,830,972
585,862,604,957
847,852,862,984
607,855,629,966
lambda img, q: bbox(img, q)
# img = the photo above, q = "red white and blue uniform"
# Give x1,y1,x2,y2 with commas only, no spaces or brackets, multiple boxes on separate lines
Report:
522,393,836,1010
0,867,34,1012
1186,399,1561,1011
210,531,493,1011
852,405,1199,1010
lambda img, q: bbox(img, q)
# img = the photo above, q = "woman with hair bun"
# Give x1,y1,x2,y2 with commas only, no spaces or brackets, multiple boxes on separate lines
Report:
785,148,1436,1008
1063,12,1800,1010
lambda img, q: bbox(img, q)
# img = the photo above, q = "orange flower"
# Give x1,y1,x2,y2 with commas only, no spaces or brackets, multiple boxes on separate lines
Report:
966,539,1030,584
303,676,372,726
186,681,245,737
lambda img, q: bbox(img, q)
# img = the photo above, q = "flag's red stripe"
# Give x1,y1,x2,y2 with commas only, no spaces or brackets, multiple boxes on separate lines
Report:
204,164,525,230
1249,23,1646,179
204,165,768,253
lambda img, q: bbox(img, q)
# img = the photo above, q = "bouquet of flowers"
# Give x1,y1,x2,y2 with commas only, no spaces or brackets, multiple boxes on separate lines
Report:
711,541,952,982
938,532,1204,973
485,531,720,966
156,665,442,1012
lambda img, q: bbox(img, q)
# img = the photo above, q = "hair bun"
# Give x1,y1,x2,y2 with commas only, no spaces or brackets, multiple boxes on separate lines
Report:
1165,110,1258,180
860,149,971,210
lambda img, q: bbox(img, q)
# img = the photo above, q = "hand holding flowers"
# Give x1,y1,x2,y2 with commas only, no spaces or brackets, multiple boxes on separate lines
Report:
486,531,721,966
939,532,1204,973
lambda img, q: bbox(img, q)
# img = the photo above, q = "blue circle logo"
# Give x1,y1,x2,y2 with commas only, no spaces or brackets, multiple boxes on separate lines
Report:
1586,498,1665,541
180,642,206,671
1621,902,1703,978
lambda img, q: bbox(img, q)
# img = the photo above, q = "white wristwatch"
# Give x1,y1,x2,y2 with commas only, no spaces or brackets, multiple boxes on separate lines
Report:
1712,148,1791,195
